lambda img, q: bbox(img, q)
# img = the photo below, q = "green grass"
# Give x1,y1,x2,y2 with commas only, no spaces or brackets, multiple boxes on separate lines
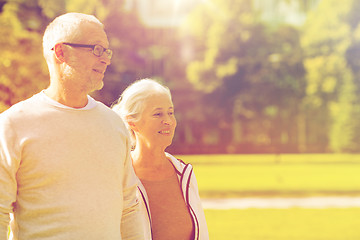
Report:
176,154,360,198
205,208,360,240
173,154,360,239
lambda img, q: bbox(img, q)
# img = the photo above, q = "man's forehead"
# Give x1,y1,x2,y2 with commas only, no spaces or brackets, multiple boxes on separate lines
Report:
75,22,109,45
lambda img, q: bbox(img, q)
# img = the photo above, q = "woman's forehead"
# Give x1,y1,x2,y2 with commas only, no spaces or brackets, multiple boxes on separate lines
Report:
144,93,173,109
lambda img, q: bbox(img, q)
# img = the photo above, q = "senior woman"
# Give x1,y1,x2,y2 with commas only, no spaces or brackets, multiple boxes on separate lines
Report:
112,79,209,240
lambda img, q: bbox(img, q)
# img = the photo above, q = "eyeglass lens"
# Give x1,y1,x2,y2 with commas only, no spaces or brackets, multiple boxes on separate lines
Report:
94,45,112,59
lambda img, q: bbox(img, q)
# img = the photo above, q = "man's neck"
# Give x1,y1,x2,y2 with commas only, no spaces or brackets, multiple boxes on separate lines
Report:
44,85,89,109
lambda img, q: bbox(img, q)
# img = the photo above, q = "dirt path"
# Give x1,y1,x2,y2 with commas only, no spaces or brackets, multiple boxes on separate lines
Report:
201,196,360,209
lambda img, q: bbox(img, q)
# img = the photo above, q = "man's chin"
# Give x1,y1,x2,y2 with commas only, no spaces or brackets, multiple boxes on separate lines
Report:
92,80,104,92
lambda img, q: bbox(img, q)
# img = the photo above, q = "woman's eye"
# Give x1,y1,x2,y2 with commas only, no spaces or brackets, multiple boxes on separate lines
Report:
169,112,174,116
154,113,162,117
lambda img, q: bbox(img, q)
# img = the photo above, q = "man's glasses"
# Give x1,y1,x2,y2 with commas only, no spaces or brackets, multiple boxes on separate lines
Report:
57,43,113,59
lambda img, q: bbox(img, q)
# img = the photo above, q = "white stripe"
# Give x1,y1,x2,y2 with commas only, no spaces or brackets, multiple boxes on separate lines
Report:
201,197,360,209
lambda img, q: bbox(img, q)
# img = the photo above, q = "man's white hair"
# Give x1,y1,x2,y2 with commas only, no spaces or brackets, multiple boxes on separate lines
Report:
42,12,103,62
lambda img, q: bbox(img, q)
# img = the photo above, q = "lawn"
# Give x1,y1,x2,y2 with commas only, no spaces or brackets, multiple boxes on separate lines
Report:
174,154,360,240
177,154,360,198
205,208,360,240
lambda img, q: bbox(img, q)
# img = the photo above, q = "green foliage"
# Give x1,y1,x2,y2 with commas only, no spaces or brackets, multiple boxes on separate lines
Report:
181,0,307,150
302,0,360,152
184,0,260,93
329,69,358,152
0,1,48,112
38,0,66,19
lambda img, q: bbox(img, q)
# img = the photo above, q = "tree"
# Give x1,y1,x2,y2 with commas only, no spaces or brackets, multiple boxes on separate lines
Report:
0,1,50,112
181,0,306,152
301,0,360,152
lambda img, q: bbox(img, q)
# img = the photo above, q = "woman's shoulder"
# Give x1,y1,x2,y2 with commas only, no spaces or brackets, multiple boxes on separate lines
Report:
166,152,190,170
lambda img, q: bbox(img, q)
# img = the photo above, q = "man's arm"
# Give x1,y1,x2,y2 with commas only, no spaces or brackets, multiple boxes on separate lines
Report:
120,139,144,240
0,115,19,239
120,183,143,240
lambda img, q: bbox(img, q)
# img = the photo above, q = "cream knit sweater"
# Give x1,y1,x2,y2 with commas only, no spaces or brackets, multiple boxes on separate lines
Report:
0,93,143,239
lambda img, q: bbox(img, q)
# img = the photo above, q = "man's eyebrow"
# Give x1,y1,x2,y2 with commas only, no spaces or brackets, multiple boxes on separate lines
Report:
152,107,174,111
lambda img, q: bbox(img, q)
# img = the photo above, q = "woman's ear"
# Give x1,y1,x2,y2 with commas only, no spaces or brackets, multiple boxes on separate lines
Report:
126,117,138,132
53,43,66,63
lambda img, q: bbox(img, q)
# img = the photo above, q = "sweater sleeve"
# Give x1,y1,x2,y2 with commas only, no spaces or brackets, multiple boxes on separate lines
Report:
0,115,20,239
120,138,144,240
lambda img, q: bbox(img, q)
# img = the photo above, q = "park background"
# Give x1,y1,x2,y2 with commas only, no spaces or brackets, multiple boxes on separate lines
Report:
1,0,360,239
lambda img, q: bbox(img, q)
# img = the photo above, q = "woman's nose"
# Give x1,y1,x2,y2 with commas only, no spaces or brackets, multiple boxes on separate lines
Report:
162,116,173,125
162,119,170,125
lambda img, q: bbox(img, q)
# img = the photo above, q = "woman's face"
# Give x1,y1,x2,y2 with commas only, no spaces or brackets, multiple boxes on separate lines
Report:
133,93,177,149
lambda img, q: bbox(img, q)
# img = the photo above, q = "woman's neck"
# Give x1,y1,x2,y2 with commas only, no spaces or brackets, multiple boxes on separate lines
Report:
131,145,175,181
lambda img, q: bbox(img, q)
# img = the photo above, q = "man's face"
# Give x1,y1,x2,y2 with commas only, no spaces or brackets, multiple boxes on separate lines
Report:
62,22,111,93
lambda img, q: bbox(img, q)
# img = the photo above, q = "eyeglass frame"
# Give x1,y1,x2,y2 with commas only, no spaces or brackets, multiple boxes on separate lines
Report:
52,42,113,60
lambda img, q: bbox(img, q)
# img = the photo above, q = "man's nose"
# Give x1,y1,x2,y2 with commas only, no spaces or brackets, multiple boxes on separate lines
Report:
100,54,111,66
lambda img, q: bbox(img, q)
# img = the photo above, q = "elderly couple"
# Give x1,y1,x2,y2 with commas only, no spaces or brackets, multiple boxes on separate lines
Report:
0,13,209,240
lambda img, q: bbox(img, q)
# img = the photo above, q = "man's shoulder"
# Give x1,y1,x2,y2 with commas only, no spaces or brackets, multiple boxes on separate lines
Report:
0,95,43,133
93,101,123,120
93,100,111,111
92,101,128,131
1,94,40,118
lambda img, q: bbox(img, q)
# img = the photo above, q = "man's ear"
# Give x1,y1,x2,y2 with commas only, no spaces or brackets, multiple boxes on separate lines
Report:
53,43,66,63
